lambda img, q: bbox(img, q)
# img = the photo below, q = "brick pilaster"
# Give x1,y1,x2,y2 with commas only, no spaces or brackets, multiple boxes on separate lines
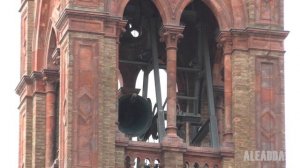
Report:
56,9,120,167
19,0,34,76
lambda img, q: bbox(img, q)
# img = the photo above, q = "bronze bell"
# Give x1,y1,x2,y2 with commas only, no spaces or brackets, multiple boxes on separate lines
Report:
118,94,153,137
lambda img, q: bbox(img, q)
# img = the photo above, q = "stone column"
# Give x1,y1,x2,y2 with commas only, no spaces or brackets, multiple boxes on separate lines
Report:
43,69,59,168
160,25,184,138
160,25,185,168
30,72,47,168
115,20,130,168
217,33,233,147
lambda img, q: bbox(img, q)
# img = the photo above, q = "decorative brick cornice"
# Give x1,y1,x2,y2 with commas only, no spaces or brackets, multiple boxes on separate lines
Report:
220,147,234,157
16,75,32,95
56,9,112,29
30,71,43,81
56,8,121,30
56,8,124,42
216,28,289,53
230,28,289,40
16,71,45,98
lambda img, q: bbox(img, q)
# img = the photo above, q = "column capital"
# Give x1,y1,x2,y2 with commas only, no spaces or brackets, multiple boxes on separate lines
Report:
217,32,233,55
42,69,59,85
160,25,184,49
116,19,128,43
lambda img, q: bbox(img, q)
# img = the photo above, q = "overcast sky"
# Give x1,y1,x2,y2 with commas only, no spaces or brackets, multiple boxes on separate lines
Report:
0,1,298,167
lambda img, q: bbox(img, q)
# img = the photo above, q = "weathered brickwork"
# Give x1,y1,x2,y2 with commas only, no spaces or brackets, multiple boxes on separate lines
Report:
20,0,34,76
231,51,256,168
163,151,183,168
32,93,46,168
17,0,287,168
18,97,33,168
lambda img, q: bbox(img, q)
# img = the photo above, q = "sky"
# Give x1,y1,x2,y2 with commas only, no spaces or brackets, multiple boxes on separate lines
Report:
0,1,299,167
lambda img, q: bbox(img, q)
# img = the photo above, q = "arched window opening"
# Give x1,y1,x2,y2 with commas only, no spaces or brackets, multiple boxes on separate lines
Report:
133,157,141,168
118,0,167,142
154,159,160,168
178,1,222,147
194,163,200,168
131,69,167,143
125,156,131,168
185,162,190,168
47,29,59,70
144,159,151,168
203,163,209,168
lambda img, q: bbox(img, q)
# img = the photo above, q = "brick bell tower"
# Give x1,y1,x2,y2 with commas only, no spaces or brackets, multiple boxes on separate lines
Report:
17,0,287,167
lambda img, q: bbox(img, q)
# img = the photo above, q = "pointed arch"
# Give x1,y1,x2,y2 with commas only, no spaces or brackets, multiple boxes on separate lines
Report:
116,0,168,24
45,25,58,69
178,0,233,30
32,0,51,71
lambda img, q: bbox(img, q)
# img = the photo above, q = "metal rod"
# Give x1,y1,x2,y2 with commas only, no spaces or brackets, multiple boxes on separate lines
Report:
186,122,190,146
177,95,198,100
142,70,149,98
150,19,166,141
119,59,201,72
170,66,201,72
119,59,149,66
193,74,201,115
200,26,220,148
194,29,205,115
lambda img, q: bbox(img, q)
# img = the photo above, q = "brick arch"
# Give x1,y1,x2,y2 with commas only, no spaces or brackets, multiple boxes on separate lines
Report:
175,0,234,30
116,0,168,24
33,0,59,71
230,0,247,28
44,22,59,69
